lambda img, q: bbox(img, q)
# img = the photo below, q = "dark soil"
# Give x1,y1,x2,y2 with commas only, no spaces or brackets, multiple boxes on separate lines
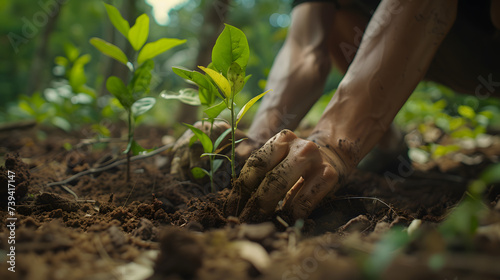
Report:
0,124,499,280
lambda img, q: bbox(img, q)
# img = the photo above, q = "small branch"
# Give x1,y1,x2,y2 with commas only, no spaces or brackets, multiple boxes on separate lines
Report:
75,138,126,149
46,143,173,198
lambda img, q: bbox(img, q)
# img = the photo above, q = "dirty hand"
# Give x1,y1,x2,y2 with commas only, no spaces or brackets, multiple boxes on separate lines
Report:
224,129,354,223
170,121,259,181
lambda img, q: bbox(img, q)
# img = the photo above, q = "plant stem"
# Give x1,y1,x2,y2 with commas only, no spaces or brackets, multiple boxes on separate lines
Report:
126,111,132,182
230,103,236,182
209,121,215,193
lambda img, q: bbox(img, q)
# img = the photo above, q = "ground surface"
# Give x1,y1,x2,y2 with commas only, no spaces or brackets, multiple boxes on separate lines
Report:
0,124,500,280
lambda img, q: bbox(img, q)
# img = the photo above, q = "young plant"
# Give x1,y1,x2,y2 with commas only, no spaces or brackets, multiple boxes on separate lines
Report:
90,4,186,181
164,24,271,190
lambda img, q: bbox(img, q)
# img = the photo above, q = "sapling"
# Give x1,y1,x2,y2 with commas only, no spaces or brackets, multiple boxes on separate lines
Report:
90,4,185,181
164,24,270,190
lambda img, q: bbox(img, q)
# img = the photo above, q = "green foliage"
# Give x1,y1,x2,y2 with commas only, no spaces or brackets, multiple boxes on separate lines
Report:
128,14,149,51
437,167,493,248
363,226,410,278
211,25,250,76
129,60,154,98
184,123,214,154
237,89,271,125
137,38,186,65
89,38,129,66
103,3,130,39
91,3,185,181
396,82,499,138
392,82,500,159
161,88,201,106
166,24,271,191
14,44,102,132
480,162,500,184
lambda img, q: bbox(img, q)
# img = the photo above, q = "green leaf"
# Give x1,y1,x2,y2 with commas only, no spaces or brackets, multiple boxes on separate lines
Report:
201,153,231,161
234,138,246,144
199,66,231,99
106,76,133,108
104,3,130,39
69,63,86,91
19,100,35,116
212,24,249,75
191,167,209,179
188,134,198,147
198,88,211,106
125,139,153,155
160,88,201,106
214,128,231,151
439,194,486,241
237,89,271,125
91,124,111,137
137,38,186,65
74,54,91,66
129,59,154,99
131,97,156,117
64,43,80,62
184,123,213,153
204,101,227,119
480,163,500,184
227,62,245,95
90,38,128,65
55,56,68,67
458,105,476,119
51,116,72,132
213,159,224,173
431,144,460,159
128,14,149,51
172,67,221,103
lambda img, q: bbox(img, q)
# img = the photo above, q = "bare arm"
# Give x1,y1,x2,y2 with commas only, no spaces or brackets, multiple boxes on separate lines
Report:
311,0,458,166
246,3,336,145
227,0,458,222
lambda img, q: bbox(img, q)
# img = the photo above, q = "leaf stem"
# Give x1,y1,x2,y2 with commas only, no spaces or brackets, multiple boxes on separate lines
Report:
230,103,236,182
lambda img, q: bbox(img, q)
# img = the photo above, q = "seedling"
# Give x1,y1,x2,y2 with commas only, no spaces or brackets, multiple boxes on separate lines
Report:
90,4,185,181
164,24,270,190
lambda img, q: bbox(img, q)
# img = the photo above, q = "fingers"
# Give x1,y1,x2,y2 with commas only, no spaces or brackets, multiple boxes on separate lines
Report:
238,156,306,222
224,130,298,216
281,165,339,221
233,133,344,223
238,140,328,222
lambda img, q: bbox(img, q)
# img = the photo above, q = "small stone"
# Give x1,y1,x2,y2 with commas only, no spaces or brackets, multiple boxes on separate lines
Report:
239,222,276,242
339,215,371,233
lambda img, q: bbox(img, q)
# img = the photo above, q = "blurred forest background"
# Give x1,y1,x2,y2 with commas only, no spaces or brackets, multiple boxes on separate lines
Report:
2,0,500,154
1,0,318,129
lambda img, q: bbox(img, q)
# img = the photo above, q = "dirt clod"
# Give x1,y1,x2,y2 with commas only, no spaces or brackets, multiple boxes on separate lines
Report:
153,227,204,279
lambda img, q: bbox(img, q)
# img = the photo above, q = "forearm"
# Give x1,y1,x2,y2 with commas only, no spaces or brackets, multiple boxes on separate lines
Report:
248,48,331,144
310,0,457,167
247,3,336,145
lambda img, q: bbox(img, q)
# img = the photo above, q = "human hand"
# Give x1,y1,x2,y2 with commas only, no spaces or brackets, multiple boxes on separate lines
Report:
224,129,356,223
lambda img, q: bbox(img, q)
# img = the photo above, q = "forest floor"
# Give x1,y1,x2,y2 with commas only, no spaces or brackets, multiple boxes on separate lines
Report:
0,124,500,280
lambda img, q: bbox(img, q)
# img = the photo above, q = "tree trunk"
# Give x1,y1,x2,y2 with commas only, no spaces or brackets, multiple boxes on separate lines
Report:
25,2,63,95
